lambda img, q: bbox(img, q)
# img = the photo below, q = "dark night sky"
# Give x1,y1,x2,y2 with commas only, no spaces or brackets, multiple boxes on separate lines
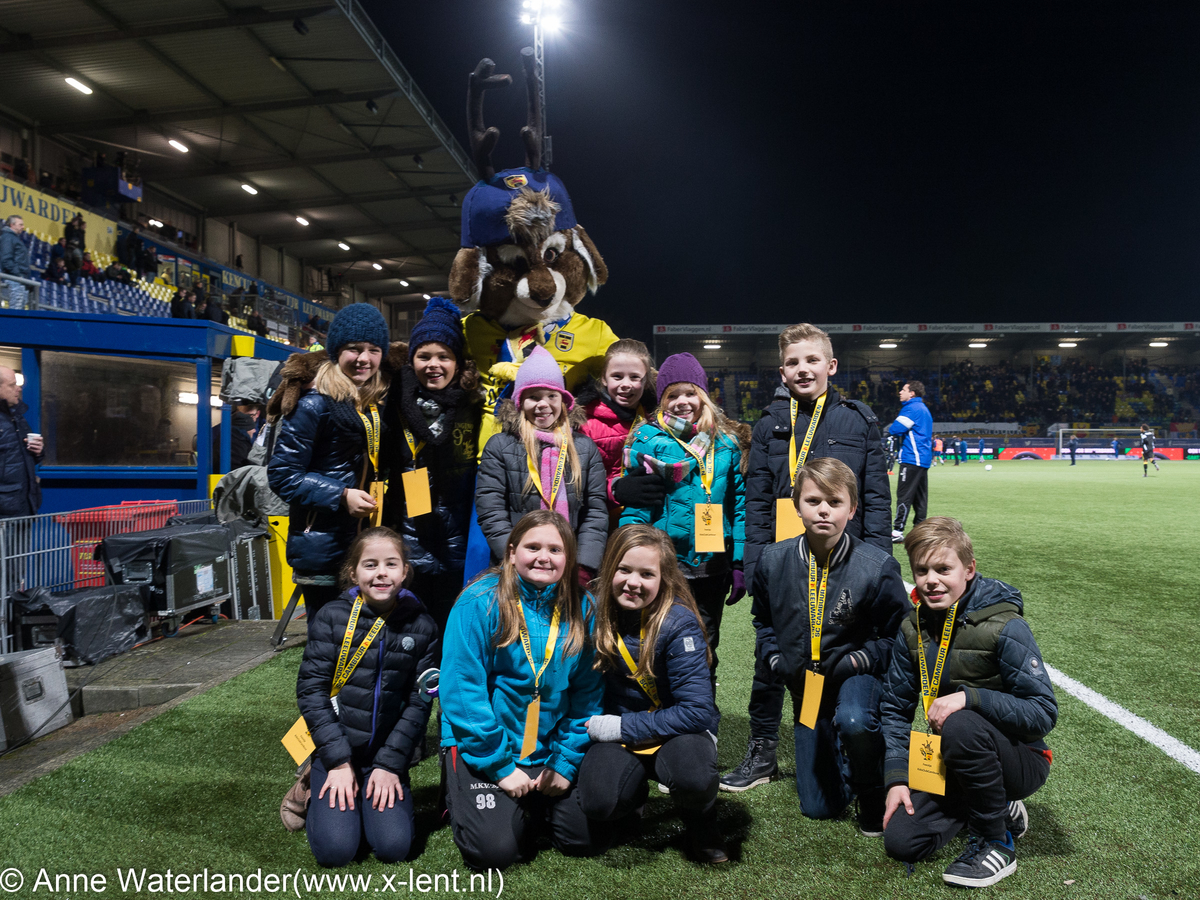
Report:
364,0,1200,342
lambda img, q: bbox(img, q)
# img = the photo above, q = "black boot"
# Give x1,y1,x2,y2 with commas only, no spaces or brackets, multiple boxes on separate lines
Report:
683,812,730,864
719,738,779,792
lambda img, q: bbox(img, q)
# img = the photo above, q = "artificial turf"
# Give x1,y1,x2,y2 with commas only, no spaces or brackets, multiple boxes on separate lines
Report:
0,459,1197,899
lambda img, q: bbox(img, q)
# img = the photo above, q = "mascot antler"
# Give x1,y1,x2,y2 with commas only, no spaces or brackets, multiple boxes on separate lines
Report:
467,58,513,182
520,47,543,171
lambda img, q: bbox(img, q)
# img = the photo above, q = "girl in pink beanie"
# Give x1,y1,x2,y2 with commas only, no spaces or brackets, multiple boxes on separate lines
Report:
475,346,610,583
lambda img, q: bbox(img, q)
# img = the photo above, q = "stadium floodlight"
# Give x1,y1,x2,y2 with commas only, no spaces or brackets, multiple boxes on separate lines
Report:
148,218,163,228
178,392,199,405
703,343,721,350
968,342,987,349
1149,341,1168,347
65,77,93,95
879,342,898,349
1058,342,1077,348
338,242,350,250
372,263,383,270
296,216,309,226
400,280,410,287
168,139,189,153
241,183,258,195
521,13,532,23
423,293,432,300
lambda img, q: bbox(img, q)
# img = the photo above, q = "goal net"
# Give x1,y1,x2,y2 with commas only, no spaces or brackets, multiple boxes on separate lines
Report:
1055,427,1145,459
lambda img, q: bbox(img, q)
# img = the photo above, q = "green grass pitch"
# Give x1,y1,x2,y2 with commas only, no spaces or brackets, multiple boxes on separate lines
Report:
0,460,1197,898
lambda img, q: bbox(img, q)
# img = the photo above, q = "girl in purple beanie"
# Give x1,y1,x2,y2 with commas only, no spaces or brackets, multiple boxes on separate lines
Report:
475,345,610,583
619,353,749,686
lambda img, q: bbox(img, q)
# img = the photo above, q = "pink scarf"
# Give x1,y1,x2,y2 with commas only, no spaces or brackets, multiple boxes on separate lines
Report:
536,430,570,519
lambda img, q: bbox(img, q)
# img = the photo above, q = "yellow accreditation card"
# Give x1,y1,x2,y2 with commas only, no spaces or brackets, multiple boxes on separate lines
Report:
776,498,805,541
521,696,542,761
401,469,432,517
908,731,946,795
798,670,825,730
694,504,726,553
282,716,315,765
369,481,386,527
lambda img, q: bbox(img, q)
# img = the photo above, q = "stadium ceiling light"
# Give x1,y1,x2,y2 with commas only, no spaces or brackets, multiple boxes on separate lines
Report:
423,293,432,300
178,392,199,405
372,263,383,270
1149,341,1168,347
412,154,423,170
241,183,258,195
168,139,189,153
337,242,350,250
296,216,309,226
703,343,721,350
399,279,410,287
65,77,93,95
1058,342,1077,348
968,342,987,349
879,342,898,349
148,218,163,228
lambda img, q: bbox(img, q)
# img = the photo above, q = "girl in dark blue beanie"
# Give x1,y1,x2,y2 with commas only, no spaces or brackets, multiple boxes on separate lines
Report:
380,297,482,653
268,303,390,625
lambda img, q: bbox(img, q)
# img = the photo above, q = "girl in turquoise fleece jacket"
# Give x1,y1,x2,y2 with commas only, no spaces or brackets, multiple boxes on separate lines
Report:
439,509,605,870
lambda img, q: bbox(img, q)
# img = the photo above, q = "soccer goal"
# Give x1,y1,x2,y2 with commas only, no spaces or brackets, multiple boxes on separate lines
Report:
1055,427,1145,459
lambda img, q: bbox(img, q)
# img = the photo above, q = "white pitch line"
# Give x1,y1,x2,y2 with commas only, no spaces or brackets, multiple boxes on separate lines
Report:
1044,663,1200,775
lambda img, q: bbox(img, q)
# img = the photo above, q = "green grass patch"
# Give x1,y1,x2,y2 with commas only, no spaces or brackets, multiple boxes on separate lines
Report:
0,460,1197,898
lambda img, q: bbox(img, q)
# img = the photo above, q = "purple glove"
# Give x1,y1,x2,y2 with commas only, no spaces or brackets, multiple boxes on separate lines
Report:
726,568,747,606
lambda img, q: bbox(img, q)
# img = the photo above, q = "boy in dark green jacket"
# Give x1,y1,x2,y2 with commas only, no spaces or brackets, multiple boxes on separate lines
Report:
881,517,1057,888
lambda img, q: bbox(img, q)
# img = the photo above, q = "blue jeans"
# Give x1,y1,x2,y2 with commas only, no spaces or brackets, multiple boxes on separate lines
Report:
793,673,884,819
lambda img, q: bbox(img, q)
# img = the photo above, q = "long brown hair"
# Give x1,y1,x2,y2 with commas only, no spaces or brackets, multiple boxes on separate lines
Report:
592,524,711,678
337,526,412,590
313,356,389,411
490,510,588,658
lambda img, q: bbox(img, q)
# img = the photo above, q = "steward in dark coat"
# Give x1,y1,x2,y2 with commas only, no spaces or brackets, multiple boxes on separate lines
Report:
0,397,41,517
744,385,891,585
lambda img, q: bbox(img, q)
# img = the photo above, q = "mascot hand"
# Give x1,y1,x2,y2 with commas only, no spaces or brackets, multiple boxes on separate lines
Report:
488,361,521,383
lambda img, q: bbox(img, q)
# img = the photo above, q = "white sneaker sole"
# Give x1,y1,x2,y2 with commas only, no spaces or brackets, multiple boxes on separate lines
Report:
718,773,773,793
943,859,1016,888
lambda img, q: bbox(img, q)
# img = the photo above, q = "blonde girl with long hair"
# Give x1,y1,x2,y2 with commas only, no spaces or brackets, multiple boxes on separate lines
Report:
475,345,609,582
439,509,605,870
576,524,727,863
268,303,391,625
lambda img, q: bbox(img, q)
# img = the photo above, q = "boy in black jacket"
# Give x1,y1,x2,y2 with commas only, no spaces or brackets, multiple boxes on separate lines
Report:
750,457,908,832
724,323,892,792
881,518,1057,888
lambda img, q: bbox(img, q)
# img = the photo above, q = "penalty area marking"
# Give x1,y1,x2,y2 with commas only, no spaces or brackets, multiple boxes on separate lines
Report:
1045,663,1200,775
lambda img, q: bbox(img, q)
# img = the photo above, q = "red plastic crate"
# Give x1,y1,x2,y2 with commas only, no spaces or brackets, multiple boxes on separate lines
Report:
54,501,180,589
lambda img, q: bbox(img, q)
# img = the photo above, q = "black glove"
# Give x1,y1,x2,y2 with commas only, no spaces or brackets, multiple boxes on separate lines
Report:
768,653,782,673
828,650,869,686
612,468,667,508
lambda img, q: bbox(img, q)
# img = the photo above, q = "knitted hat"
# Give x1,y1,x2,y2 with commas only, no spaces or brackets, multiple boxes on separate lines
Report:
408,297,464,362
656,352,707,401
461,168,578,248
514,345,574,410
325,303,389,356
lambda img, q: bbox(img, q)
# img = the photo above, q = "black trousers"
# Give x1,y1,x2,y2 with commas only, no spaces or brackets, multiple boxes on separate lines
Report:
576,734,718,824
747,652,787,742
893,464,929,532
690,574,728,685
300,584,340,632
409,568,464,666
883,710,1051,862
443,747,602,871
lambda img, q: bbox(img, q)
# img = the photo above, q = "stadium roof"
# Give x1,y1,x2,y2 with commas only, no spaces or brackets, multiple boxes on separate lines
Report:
0,0,476,307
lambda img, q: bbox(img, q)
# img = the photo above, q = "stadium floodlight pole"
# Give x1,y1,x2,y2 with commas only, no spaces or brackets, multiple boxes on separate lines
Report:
520,0,561,167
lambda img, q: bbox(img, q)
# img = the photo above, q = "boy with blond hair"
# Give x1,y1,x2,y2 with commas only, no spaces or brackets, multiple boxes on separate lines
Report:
723,322,892,792
881,517,1057,888
750,457,908,832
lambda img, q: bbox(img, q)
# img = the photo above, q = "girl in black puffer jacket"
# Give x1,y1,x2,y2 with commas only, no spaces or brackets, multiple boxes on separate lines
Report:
297,527,438,868
380,298,481,654
268,304,390,625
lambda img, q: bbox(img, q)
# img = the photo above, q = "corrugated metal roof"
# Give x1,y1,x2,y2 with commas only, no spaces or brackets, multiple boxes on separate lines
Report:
0,0,475,303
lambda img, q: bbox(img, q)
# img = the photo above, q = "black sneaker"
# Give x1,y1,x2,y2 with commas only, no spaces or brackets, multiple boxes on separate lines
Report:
718,738,779,792
942,833,1017,888
1005,800,1029,840
856,791,885,837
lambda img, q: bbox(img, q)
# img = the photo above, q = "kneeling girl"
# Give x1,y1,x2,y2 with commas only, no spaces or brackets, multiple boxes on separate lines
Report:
440,510,605,870
296,527,439,867
577,524,727,863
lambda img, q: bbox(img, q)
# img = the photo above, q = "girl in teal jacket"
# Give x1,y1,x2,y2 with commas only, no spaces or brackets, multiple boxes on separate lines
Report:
619,353,748,683
439,509,605,871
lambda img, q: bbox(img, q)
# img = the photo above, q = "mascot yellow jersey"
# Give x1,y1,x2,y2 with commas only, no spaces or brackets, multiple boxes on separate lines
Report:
465,310,618,457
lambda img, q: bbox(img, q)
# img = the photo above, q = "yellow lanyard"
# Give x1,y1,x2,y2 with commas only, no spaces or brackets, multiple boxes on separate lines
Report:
331,595,388,697
658,411,715,499
517,601,561,701
617,611,660,709
807,550,830,668
402,426,425,462
916,601,959,720
526,435,569,510
356,403,381,474
789,392,828,487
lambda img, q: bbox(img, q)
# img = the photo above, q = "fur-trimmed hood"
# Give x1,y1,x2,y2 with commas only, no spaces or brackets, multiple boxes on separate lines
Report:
572,375,658,418
495,397,589,436
267,343,408,421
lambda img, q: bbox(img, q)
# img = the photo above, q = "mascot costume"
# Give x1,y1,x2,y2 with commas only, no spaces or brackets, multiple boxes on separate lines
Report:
448,49,618,455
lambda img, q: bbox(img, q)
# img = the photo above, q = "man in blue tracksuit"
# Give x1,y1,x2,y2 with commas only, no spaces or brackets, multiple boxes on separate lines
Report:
888,381,933,543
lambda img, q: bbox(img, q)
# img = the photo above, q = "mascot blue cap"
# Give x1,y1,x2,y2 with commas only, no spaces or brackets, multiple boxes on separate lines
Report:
460,167,578,248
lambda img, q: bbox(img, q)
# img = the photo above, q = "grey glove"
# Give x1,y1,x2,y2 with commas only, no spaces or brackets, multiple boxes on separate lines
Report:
586,714,623,743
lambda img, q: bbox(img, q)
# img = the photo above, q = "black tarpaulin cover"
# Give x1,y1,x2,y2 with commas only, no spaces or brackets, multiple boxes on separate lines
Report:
97,524,230,582
13,586,149,665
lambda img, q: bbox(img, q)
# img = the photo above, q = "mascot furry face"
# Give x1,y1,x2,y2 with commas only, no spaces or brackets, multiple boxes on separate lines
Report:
447,52,608,328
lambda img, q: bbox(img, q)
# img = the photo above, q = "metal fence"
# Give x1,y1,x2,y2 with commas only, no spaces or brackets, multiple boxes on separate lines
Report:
0,498,213,654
